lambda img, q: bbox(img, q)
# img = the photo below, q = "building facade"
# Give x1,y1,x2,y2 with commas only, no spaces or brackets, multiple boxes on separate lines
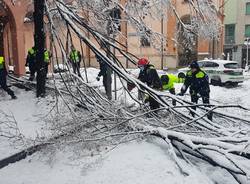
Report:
0,0,224,76
224,0,250,67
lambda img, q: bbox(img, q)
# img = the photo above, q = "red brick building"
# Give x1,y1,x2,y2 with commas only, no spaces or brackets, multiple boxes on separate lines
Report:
0,0,224,76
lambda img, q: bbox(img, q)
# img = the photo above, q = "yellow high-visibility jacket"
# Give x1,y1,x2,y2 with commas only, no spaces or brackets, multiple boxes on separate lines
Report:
0,56,4,70
161,74,184,90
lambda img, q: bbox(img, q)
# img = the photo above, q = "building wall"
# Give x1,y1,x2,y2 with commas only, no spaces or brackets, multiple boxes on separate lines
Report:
1,0,29,75
236,0,250,44
224,0,237,24
224,0,250,67
1,0,224,76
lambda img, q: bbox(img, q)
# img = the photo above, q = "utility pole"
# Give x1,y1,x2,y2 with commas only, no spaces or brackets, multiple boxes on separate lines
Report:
34,0,46,97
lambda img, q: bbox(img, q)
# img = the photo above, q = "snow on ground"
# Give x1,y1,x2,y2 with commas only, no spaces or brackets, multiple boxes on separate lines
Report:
0,87,54,159
0,138,236,184
211,79,250,107
0,88,52,137
0,68,250,184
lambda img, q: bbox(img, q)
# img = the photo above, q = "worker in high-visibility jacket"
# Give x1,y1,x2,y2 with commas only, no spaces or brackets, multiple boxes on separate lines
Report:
44,49,50,75
178,61,212,120
69,46,82,77
25,46,37,81
0,56,16,99
36,49,51,97
160,73,184,106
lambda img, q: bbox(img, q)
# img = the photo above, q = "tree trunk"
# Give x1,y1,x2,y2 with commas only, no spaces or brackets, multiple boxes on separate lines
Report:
34,0,46,97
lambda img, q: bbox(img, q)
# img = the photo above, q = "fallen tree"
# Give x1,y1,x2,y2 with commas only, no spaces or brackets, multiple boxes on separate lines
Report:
1,1,250,183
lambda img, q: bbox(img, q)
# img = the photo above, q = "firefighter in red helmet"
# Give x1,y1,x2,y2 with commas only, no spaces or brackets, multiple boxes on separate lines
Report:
137,58,162,110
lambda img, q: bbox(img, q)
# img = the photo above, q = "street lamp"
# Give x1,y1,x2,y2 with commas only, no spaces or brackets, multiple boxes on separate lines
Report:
244,37,250,71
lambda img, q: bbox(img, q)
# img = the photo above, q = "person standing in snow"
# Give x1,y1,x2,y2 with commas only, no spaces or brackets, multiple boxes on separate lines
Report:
0,56,17,99
25,46,37,81
69,45,82,77
137,58,162,110
178,61,212,120
96,54,110,96
36,48,51,98
160,73,184,106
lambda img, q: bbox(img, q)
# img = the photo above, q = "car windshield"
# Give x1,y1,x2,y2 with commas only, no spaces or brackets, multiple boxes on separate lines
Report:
224,63,239,69
197,62,204,67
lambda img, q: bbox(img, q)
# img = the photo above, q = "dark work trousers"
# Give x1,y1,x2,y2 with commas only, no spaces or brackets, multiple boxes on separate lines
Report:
0,70,15,97
191,94,213,121
72,62,81,77
29,63,36,81
103,74,112,100
148,96,160,110
45,64,49,77
36,67,47,97
169,88,176,106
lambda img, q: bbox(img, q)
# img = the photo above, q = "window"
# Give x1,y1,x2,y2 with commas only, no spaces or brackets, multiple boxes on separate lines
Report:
245,25,250,37
203,62,219,68
140,36,151,47
109,7,121,31
224,63,239,69
198,62,205,68
246,2,250,15
225,24,235,44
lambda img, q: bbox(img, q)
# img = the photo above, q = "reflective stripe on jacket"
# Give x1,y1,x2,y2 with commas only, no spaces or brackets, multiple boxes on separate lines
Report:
0,56,4,70
181,69,210,96
28,48,36,56
70,50,80,63
44,50,50,63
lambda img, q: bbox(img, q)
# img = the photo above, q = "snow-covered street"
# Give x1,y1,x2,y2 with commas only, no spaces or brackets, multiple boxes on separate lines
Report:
1,0,250,183
0,68,250,184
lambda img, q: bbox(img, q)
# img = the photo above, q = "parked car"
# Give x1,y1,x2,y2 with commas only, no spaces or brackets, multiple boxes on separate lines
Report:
178,59,244,86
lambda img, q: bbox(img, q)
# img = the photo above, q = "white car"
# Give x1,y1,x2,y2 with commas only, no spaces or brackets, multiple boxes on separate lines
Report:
178,59,244,86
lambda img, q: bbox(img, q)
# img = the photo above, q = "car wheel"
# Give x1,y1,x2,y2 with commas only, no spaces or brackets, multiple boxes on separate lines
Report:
232,82,239,87
225,82,238,87
211,78,221,86
178,72,185,79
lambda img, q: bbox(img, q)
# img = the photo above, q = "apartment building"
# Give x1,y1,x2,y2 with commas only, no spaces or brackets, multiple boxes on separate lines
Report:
224,0,250,67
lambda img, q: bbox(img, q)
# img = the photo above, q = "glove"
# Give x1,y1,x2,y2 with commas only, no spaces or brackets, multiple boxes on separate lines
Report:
177,93,184,96
143,94,150,103
96,76,100,81
127,82,136,92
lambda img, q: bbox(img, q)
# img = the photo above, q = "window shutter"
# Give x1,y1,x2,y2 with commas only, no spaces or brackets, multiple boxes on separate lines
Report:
246,3,250,15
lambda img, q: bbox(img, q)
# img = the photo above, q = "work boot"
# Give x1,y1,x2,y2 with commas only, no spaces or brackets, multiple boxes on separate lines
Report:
11,95,17,99
207,112,213,121
29,76,34,81
40,93,46,98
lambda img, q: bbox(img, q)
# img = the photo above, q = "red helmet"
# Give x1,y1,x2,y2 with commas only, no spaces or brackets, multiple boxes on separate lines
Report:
138,58,149,66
